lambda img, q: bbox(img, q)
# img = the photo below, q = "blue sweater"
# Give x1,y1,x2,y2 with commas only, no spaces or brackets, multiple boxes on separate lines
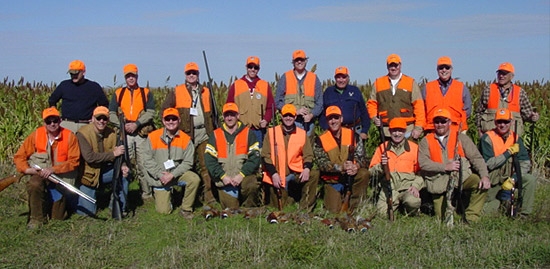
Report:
48,79,109,121
319,84,370,134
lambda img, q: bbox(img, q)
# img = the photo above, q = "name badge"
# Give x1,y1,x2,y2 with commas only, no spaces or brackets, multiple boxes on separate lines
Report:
164,159,176,170
190,108,198,116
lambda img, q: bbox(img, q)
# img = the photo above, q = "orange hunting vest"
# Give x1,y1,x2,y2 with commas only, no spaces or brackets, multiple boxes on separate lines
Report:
487,83,521,112
35,126,71,163
115,87,150,121
148,129,191,151
370,141,419,173
174,85,211,112
213,127,250,159
234,79,269,128
426,132,465,163
486,130,517,156
262,126,306,188
425,80,468,130
373,75,415,125
284,70,316,97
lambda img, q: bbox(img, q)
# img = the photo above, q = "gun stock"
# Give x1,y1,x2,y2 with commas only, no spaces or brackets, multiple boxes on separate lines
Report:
202,50,219,129
0,174,24,193
378,118,394,221
510,120,523,217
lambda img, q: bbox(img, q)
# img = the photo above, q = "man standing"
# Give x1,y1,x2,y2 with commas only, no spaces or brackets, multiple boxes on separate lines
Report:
314,106,369,214
261,104,320,212
422,56,472,132
161,62,216,205
13,107,80,229
205,103,261,209
109,64,156,200
369,118,423,217
226,56,274,147
275,50,323,136
319,66,370,140
141,108,200,218
419,108,491,223
476,62,539,136
49,60,109,132
479,108,536,217
75,106,129,217
367,54,425,138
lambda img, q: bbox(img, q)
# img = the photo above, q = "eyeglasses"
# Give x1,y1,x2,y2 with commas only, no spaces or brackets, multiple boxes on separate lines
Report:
95,115,108,122
497,70,510,76
327,115,341,121
433,119,449,124
438,65,451,71
387,63,400,68
164,116,179,122
496,120,511,125
247,64,260,70
186,71,198,76
293,58,306,63
44,117,60,125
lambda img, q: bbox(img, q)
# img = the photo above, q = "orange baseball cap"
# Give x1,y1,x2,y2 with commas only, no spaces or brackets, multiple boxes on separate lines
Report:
325,106,342,117
432,108,451,120
334,66,349,76
292,50,307,60
389,118,407,129
495,108,512,121
42,107,60,120
281,104,296,116
386,54,401,64
497,62,515,73
163,108,180,118
123,64,138,75
437,56,452,66
93,106,109,117
67,60,86,74
184,62,199,73
222,102,239,114
246,56,260,66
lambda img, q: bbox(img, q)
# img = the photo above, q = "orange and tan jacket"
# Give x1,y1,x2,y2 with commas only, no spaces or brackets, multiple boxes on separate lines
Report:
485,130,517,156
212,125,250,177
283,70,317,110
367,74,426,128
262,126,306,188
234,79,269,128
115,87,151,122
424,80,468,130
369,140,423,191
318,128,353,180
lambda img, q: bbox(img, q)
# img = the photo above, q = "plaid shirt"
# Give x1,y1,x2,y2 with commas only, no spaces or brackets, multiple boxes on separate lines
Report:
475,83,535,129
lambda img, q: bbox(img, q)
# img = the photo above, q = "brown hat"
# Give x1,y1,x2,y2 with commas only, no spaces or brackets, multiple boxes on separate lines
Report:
246,56,260,66
432,108,451,120
292,50,307,60
437,56,452,66
93,106,109,117
334,66,349,76
222,102,239,114
386,54,401,64
42,107,60,120
495,108,512,121
123,64,138,75
163,108,180,119
325,106,342,117
389,118,407,129
184,62,199,73
497,62,515,73
67,60,86,74
281,104,296,116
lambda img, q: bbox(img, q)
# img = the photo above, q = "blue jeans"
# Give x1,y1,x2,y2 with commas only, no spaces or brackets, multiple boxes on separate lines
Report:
76,166,128,216
251,128,266,148
294,120,315,136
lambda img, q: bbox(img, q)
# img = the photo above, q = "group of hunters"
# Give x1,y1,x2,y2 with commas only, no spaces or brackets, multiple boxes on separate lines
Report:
13,50,540,229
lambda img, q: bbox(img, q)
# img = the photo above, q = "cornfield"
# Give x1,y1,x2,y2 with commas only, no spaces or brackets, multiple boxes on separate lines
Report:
1,76,548,177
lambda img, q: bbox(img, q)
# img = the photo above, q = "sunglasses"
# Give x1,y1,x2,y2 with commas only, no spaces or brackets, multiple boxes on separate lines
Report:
186,71,198,76
433,119,449,124
293,58,306,63
497,70,510,76
327,115,341,121
164,116,179,122
44,117,60,125
95,115,109,122
438,65,451,71
496,120,511,125
247,64,260,70
387,63,400,68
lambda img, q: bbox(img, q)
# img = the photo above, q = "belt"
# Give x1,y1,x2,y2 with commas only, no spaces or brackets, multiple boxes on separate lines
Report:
62,118,90,123
194,124,205,129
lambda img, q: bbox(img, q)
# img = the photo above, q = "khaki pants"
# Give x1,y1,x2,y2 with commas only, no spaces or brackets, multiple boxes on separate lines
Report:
265,169,320,212
195,141,216,204
217,175,260,209
27,175,67,223
484,172,537,215
432,174,487,223
60,121,90,133
153,171,200,214
324,168,369,214
377,187,421,217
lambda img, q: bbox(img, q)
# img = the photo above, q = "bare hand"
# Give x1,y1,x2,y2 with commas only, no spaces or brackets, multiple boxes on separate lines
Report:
125,122,138,134
303,113,314,123
259,119,268,128
272,173,282,189
344,161,358,176
381,154,389,166
530,111,539,122
408,186,420,198
479,176,491,190
360,133,368,140
121,165,130,178
160,171,174,185
231,174,244,186
222,176,232,186
445,160,460,172
25,167,40,176
38,167,54,179
299,168,310,183
373,116,381,127
411,128,422,139
113,145,125,157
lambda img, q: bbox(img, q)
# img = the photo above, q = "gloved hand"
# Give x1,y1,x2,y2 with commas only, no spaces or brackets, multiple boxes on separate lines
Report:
508,143,520,155
502,177,515,191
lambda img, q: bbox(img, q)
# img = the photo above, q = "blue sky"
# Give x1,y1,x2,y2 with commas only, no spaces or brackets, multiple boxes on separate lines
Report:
1,0,548,88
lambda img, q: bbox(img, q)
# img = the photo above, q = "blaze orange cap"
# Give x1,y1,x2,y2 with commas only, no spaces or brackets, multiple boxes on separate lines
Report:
495,108,512,121
334,66,349,76
497,62,515,73
437,56,452,67
184,62,199,73
281,104,296,116
42,107,60,120
67,60,86,74
292,50,307,60
386,54,401,64
246,56,260,66
389,118,407,129
123,64,138,75
325,106,342,117
432,108,451,120
93,106,109,117
163,108,180,119
222,102,239,114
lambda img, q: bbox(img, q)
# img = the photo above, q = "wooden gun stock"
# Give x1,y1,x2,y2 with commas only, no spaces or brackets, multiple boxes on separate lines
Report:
0,174,24,193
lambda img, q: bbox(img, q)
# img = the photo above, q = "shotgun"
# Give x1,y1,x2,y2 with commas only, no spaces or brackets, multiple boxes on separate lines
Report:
32,164,96,204
444,125,462,227
271,106,283,211
454,124,467,224
0,174,24,193
111,112,129,220
340,108,356,214
510,120,523,217
202,50,219,129
378,115,394,221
